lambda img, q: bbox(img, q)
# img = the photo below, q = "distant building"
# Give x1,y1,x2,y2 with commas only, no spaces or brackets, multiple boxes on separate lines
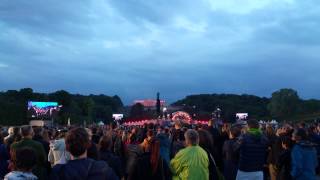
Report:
134,99,165,110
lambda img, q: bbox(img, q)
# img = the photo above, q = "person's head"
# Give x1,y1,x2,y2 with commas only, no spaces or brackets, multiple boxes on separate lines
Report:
247,119,259,129
8,127,14,135
57,129,68,139
149,138,160,174
99,135,113,152
85,128,92,141
12,148,37,172
174,121,182,130
198,129,214,152
208,119,214,127
33,127,43,137
184,129,199,146
292,128,307,142
65,127,89,158
298,122,306,129
229,126,241,139
146,129,154,140
148,123,154,130
131,127,138,134
20,125,34,138
128,132,137,144
13,127,20,136
91,127,97,135
265,125,275,137
281,136,293,150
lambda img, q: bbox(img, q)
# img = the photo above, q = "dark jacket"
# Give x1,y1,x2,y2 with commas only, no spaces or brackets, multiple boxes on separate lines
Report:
92,134,101,145
206,126,225,170
234,132,268,172
50,158,118,180
276,149,292,180
33,135,51,174
204,148,220,180
223,139,238,180
125,144,143,179
87,141,99,160
33,135,50,155
11,138,48,180
131,152,170,180
0,143,9,179
99,150,124,179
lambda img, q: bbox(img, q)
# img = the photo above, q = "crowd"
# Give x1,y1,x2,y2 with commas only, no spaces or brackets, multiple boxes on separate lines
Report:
0,119,320,180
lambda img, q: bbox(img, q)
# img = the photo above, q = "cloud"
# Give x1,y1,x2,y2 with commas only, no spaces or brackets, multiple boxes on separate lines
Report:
0,63,9,68
0,0,320,104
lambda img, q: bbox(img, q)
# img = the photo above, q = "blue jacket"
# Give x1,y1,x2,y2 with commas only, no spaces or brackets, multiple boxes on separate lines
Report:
291,141,318,180
50,158,118,180
157,133,170,165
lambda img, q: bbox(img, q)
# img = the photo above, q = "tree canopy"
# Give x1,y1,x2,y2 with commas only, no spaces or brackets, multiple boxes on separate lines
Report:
0,88,123,125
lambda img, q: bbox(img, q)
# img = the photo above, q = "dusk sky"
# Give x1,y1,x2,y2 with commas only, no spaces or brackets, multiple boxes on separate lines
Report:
1,0,320,104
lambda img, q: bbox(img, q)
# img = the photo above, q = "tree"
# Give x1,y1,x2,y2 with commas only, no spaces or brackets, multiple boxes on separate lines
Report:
80,97,95,124
130,103,144,118
268,88,300,118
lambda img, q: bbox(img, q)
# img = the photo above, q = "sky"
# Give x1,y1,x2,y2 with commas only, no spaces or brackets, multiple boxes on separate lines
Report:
0,0,320,105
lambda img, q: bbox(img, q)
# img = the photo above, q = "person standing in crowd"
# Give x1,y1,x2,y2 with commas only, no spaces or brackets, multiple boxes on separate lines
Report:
276,136,292,180
50,127,118,180
206,119,224,170
223,126,241,180
234,119,269,180
170,129,209,180
48,129,70,166
0,133,9,179
91,127,101,145
265,125,280,180
10,125,47,180
4,148,38,180
291,128,318,180
4,127,21,153
198,129,220,180
33,127,50,155
170,121,185,158
99,135,124,179
156,126,170,165
85,128,99,160
125,129,144,180
131,131,171,180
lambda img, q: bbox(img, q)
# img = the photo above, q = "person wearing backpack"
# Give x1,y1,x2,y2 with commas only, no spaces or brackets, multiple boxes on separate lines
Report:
50,128,118,180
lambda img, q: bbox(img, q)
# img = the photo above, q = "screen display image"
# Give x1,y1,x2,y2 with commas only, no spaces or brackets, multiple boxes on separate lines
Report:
236,113,248,120
28,101,61,119
113,114,124,121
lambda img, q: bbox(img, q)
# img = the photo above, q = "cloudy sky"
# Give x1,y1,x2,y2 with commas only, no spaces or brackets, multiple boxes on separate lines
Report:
0,0,320,104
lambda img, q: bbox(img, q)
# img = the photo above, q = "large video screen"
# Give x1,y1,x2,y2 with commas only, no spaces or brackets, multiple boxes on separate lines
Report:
27,101,61,119
236,113,248,120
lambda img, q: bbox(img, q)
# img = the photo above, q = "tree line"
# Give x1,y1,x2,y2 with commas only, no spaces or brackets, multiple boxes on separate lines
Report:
1,88,319,125
0,88,123,125
173,88,320,122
